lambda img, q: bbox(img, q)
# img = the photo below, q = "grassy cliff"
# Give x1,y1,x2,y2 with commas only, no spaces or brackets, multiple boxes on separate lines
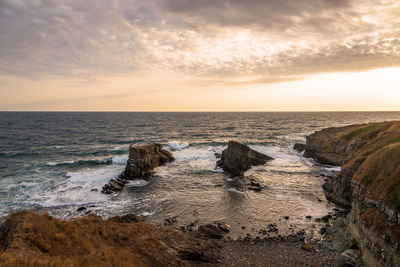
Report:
0,211,220,266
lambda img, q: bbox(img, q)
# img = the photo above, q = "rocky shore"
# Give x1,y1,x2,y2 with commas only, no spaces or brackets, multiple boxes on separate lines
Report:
2,121,400,266
303,121,400,266
0,210,348,267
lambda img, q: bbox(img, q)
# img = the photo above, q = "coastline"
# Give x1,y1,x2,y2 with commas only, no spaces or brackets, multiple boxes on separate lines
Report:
1,119,400,266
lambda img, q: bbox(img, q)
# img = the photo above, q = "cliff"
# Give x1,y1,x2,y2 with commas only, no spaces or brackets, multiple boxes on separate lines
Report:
0,211,221,266
304,121,400,266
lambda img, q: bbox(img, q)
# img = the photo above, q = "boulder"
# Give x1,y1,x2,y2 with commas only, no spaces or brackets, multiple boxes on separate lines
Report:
124,143,174,179
217,141,273,176
293,143,305,152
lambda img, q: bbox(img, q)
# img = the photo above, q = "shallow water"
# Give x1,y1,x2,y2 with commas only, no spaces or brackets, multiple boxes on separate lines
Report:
1,112,400,238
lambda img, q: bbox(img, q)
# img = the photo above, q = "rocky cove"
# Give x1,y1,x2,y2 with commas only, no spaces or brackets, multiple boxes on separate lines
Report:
1,120,400,266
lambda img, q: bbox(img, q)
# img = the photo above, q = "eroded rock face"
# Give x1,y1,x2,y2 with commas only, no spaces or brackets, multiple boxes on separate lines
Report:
102,143,174,194
305,121,400,266
217,141,273,176
124,143,174,179
304,125,367,166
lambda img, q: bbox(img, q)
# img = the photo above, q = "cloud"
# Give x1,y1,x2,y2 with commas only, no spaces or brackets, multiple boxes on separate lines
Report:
0,0,399,83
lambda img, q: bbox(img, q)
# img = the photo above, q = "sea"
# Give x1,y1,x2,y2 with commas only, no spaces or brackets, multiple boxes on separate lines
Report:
1,112,400,238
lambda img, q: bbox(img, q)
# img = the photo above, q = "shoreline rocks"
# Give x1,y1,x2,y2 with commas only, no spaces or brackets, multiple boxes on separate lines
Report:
102,143,174,194
217,141,273,176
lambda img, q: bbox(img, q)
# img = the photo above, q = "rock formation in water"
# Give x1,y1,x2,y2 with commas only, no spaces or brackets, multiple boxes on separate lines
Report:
217,141,273,176
305,121,400,266
293,143,305,153
0,211,222,266
102,143,174,194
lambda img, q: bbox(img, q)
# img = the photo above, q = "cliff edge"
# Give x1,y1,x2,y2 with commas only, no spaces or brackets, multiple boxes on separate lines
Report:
305,121,400,266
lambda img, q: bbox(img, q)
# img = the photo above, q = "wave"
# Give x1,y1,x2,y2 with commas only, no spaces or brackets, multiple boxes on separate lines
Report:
167,141,189,150
46,155,127,168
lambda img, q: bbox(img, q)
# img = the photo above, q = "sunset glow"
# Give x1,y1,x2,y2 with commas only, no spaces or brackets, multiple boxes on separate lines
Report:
0,0,400,111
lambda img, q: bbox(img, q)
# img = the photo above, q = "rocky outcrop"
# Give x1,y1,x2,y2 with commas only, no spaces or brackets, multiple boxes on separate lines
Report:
304,124,373,166
124,143,174,179
305,121,400,266
0,211,222,266
102,143,174,194
217,141,273,176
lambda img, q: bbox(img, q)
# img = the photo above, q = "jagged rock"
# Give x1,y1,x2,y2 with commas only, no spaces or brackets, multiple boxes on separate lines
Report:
102,143,174,194
125,143,174,179
217,141,273,176
293,143,305,152
101,176,128,194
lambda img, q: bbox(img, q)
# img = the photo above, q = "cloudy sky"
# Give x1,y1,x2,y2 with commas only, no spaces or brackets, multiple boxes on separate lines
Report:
0,0,399,111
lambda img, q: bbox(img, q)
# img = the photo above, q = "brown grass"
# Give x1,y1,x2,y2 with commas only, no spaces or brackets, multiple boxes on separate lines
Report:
0,211,218,267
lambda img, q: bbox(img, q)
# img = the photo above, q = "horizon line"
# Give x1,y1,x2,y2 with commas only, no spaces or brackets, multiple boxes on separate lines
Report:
1,110,400,113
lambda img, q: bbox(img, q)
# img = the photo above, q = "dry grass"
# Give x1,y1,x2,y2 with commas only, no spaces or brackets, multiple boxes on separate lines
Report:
0,211,218,267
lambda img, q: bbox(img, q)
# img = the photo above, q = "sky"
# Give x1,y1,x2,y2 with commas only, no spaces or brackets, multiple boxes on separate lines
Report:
0,0,400,111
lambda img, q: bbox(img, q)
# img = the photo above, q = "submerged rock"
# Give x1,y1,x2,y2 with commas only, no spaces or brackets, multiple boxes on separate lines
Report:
217,141,273,176
102,143,174,194
101,176,128,194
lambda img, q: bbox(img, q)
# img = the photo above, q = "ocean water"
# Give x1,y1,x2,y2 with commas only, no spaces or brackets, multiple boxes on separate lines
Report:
1,112,400,238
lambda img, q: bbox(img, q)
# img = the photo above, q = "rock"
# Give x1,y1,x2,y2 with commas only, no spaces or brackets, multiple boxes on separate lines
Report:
198,224,225,239
216,222,231,233
321,215,332,222
164,216,177,226
217,141,273,176
91,189,98,192
293,143,305,152
124,143,174,179
301,243,315,252
303,125,368,166
102,143,174,194
305,215,312,219
341,249,360,266
319,226,327,235
284,216,289,220
248,178,263,192
101,177,127,194
77,207,86,212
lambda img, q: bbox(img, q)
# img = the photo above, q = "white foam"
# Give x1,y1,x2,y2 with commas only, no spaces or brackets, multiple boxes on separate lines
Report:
111,155,128,165
46,160,74,166
171,146,223,171
168,141,189,150
127,180,149,187
31,165,123,207
141,211,156,216
324,166,341,172
227,188,246,195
